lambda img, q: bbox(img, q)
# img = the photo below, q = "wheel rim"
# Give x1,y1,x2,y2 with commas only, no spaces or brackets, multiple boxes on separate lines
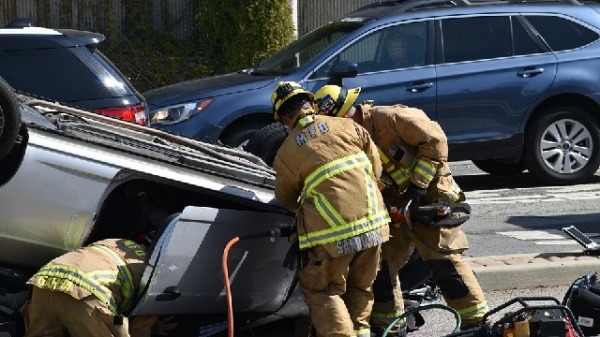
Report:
539,118,593,174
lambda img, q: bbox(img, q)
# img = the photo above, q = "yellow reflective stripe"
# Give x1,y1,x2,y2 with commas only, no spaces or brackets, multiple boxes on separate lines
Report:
389,167,410,186
301,152,370,202
365,167,377,215
88,270,119,284
356,328,371,337
90,245,135,313
449,180,462,202
298,151,390,249
313,191,345,227
414,158,436,183
35,264,119,313
378,148,391,165
298,211,389,249
456,301,489,320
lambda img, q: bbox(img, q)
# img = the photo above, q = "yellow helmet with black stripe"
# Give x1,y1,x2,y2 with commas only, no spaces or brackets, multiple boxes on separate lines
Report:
272,81,314,121
314,85,361,117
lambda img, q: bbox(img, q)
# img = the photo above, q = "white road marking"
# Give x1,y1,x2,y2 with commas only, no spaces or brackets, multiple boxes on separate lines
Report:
498,230,599,245
465,187,600,205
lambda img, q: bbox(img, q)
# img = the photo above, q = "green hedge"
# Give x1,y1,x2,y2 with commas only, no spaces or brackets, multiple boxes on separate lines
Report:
99,0,295,93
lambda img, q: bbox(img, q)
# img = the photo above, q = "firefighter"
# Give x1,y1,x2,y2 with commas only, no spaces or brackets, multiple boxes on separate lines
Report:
313,85,489,335
22,238,177,337
271,81,391,337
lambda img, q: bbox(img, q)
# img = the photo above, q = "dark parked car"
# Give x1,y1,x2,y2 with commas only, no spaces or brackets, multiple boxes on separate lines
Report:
145,0,600,185
0,18,149,125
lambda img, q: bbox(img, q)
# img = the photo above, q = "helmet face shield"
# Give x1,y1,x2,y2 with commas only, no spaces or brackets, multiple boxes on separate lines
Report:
314,85,361,117
272,81,314,121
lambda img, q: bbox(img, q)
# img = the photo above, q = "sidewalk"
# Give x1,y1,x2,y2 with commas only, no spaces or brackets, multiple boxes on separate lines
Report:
466,251,600,290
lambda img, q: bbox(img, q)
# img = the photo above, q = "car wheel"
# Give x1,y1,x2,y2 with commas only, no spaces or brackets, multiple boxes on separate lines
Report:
524,106,600,185
0,77,20,162
243,122,288,166
220,122,268,148
471,158,525,176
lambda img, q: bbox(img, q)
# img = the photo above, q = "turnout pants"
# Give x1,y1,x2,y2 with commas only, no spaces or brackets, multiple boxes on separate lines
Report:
299,244,381,337
371,222,488,330
22,286,131,337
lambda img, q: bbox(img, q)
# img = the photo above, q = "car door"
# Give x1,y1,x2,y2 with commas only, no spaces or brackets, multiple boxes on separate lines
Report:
131,206,296,316
306,20,437,119
434,15,558,159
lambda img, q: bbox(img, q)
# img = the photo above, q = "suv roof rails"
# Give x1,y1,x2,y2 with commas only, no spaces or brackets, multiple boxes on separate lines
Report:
5,18,32,28
360,0,580,12
472,0,580,4
359,0,467,12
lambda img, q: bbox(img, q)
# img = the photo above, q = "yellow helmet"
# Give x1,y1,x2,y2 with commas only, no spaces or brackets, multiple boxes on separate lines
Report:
271,81,314,121
314,85,361,117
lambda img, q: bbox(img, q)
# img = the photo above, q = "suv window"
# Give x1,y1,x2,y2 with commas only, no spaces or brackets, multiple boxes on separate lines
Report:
0,47,130,102
257,22,360,76
314,21,427,77
525,15,599,52
441,16,511,63
513,17,545,55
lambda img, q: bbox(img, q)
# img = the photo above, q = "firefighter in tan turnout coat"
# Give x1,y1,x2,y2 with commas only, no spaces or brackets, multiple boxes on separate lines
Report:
271,81,390,337
314,85,489,335
22,238,174,337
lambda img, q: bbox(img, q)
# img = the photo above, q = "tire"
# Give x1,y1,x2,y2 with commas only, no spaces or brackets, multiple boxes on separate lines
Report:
472,157,526,176
220,122,268,148
243,122,288,166
524,106,600,185
0,77,20,162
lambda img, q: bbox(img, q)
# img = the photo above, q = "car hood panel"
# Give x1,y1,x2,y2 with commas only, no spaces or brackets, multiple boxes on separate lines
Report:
144,73,276,109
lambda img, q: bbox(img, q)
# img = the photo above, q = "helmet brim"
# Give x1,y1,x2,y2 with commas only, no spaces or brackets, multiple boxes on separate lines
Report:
338,87,361,117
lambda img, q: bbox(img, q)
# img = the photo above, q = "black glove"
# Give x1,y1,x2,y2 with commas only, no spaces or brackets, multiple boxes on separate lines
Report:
283,236,308,271
403,182,427,203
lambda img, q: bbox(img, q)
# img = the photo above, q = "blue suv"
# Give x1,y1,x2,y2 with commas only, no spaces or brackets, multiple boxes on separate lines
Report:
144,0,600,185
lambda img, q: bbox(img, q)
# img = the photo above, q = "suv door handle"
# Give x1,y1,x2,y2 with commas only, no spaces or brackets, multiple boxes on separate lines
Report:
407,82,433,93
517,67,544,78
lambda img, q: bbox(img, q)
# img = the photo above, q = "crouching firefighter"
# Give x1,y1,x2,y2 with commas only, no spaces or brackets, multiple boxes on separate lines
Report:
313,85,489,335
271,81,391,337
21,238,176,337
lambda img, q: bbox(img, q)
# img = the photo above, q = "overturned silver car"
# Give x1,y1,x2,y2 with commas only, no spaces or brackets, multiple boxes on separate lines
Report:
0,77,301,335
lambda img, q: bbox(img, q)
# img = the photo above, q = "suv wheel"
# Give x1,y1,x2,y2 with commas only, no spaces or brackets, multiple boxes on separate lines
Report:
243,122,287,166
0,77,20,162
524,106,600,185
472,158,525,176
221,121,269,148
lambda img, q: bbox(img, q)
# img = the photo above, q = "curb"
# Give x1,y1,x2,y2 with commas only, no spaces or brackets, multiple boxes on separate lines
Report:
465,252,600,291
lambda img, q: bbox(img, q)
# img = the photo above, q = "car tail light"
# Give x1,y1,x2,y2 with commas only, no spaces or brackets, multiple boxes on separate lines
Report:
94,104,148,125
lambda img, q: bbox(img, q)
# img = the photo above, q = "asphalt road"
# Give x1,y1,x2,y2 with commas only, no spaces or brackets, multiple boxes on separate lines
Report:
449,161,600,258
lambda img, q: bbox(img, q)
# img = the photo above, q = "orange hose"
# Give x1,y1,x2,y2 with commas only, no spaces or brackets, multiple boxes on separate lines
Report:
223,236,240,337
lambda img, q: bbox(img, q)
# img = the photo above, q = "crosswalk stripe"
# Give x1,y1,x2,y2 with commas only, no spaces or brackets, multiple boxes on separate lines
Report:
497,230,599,246
465,189,600,205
